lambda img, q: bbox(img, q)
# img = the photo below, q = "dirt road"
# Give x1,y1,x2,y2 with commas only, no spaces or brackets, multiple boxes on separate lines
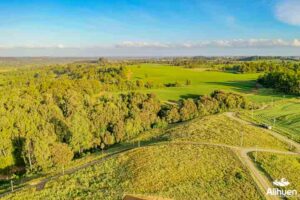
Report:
1,113,299,200
226,112,300,153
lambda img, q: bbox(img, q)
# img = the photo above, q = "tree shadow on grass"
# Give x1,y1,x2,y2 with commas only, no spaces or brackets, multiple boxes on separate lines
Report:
205,80,256,93
206,81,296,100
255,88,296,99
179,94,201,99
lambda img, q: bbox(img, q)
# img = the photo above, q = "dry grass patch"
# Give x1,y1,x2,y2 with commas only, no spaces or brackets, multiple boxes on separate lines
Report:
165,114,289,150
3,145,263,200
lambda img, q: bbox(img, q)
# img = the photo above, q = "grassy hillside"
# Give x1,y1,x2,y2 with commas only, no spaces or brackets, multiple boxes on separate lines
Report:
2,145,264,200
163,114,289,150
128,64,290,103
250,152,300,200
0,62,298,200
243,100,300,142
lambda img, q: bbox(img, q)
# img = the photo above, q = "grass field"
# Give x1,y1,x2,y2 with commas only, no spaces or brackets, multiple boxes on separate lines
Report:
1,63,298,199
242,100,300,142
250,152,300,200
162,114,290,150
0,114,293,200
2,145,264,200
128,64,292,103
0,143,139,195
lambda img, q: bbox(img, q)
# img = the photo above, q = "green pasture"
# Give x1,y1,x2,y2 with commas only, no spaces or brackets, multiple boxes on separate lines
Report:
128,64,291,103
248,100,300,142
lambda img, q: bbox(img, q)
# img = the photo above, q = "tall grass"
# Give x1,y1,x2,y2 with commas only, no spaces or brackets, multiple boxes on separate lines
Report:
3,145,264,200
165,114,289,150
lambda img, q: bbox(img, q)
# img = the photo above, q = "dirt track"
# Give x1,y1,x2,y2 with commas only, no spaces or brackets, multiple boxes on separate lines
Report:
1,113,299,200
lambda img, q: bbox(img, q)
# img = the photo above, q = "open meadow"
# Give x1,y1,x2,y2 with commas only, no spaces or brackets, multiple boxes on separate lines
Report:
163,114,290,150
0,58,299,200
242,100,300,142
250,152,300,200
128,64,292,103
1,0,300,199
2,145,264,200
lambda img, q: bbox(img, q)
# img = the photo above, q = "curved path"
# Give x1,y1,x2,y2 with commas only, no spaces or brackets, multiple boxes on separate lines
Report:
226,112,300,200
226,112,300,153
238,148,298,200
1,113,299,200
170,142,298,200
0,147,136,198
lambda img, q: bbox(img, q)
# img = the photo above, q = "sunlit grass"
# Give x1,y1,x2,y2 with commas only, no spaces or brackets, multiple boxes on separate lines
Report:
241,100,300,142
127,64,291,103
3,145,264,200
250,152,300,200
164,114,290,150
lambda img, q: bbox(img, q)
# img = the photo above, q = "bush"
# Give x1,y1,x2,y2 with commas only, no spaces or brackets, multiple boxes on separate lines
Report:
185,79,192,85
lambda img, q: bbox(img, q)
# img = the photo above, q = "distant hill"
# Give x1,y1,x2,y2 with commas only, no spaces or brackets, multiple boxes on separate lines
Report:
0,57,96,68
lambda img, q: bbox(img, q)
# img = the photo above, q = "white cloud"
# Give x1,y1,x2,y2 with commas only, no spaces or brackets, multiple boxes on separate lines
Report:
1,39,300,52
275,0,300,26
115,41,170,48
115,39,300,49
292,39,300,47
209,39,289,48
0,44,68,49
57,44,65,49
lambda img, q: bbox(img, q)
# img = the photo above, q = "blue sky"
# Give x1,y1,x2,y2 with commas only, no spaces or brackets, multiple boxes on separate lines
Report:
1,0,300,56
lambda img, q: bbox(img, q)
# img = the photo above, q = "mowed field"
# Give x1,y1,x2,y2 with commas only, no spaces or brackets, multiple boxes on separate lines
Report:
245,100,300,142
2,145,264,200
129,64,290,103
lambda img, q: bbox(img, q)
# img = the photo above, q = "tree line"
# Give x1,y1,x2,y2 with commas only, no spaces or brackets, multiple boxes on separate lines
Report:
230,61,300,73
258,70,300,95
160,90,252,123
0,63,253,176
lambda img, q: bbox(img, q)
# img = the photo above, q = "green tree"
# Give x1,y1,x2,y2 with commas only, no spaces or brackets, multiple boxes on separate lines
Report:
50,143,73,174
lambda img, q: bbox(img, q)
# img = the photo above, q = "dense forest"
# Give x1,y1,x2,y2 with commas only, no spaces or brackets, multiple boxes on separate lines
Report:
258,70,300,95
0,63,252,175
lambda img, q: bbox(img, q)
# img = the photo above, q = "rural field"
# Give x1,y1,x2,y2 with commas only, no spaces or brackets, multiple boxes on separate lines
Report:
128,64,290,103
1,0,300,199
242,100,300,142
250,152,300,200
164,114,290,150
0,56,299,200
2,145,264,200
0,57,299,200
